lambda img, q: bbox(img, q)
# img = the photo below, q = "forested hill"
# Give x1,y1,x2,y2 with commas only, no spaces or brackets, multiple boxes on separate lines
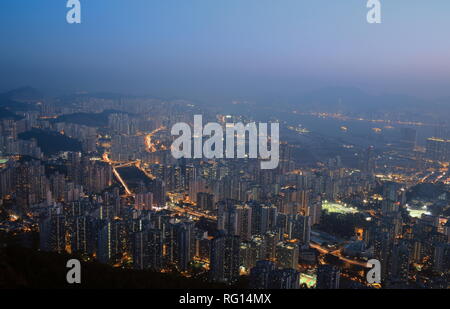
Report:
0,246,238,289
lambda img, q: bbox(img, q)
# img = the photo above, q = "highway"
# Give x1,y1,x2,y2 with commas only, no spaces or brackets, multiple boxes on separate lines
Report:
105,127,370,270
309,242,370,268
102,124,164,195
145,126,166,153
102,152,133,196
171,205,217,221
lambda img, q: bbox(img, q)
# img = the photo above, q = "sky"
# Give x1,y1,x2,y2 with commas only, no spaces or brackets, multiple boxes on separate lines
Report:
1,0,450,103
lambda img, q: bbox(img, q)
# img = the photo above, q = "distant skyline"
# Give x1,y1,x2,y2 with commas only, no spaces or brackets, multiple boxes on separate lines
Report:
1,0,450,102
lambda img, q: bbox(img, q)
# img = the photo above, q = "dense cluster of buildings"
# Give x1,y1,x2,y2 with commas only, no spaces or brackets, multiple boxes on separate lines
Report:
0,95,449,289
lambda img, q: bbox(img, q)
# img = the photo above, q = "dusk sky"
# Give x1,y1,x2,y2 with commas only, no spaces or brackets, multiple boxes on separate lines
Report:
1,0,450,102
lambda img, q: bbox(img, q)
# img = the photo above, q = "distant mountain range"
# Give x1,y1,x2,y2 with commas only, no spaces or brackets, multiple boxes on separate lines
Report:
0,86,43,118
0,107,22,121
1,86,449,123
1,86,43,103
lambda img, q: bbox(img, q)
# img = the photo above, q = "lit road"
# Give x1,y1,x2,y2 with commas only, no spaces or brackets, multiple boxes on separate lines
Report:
106,152,372,266
171,205,217,221
145,126,166,153
102,125,165,196
102,152,133,196
419,171,434,183
135,160,156,180
112,166,133,196
103,126,162,195
102,147,157,195
309,243,370,268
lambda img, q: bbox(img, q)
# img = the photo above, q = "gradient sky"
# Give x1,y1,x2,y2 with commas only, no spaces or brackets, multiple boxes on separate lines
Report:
1,0,450,102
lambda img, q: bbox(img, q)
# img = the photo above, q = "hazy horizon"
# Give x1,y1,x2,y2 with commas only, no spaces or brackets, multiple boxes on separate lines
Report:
2,0,450,102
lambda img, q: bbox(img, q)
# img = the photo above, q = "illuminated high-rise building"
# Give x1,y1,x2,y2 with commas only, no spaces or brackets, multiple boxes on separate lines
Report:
269,268,300,289
133,228,163,271
362,146,375,175
317,265,340,289
249,201,277,235
389,241,411,284
249,260,276,289
209,232,240,284
275,241,299,270
196,192,214,211
426,137,450,162
69,215,90,256
134,192,153,210
97,218,123,265
39,210,66,254
165,220,194,272
288,214,311,246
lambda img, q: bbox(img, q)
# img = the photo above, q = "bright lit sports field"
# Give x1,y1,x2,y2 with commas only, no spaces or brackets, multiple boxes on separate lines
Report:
322,201,359,214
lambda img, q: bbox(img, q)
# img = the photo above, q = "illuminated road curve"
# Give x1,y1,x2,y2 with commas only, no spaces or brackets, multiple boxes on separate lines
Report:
145,126,166,153
104,133,368,269
171,205,217,221
102,152,134,196
102,145,157,194
309,242,370,268
112,168,132,196
102,126,165,195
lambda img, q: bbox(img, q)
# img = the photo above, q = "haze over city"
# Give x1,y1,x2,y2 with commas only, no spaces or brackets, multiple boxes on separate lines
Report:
1,0,450,102
1,0,449,294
